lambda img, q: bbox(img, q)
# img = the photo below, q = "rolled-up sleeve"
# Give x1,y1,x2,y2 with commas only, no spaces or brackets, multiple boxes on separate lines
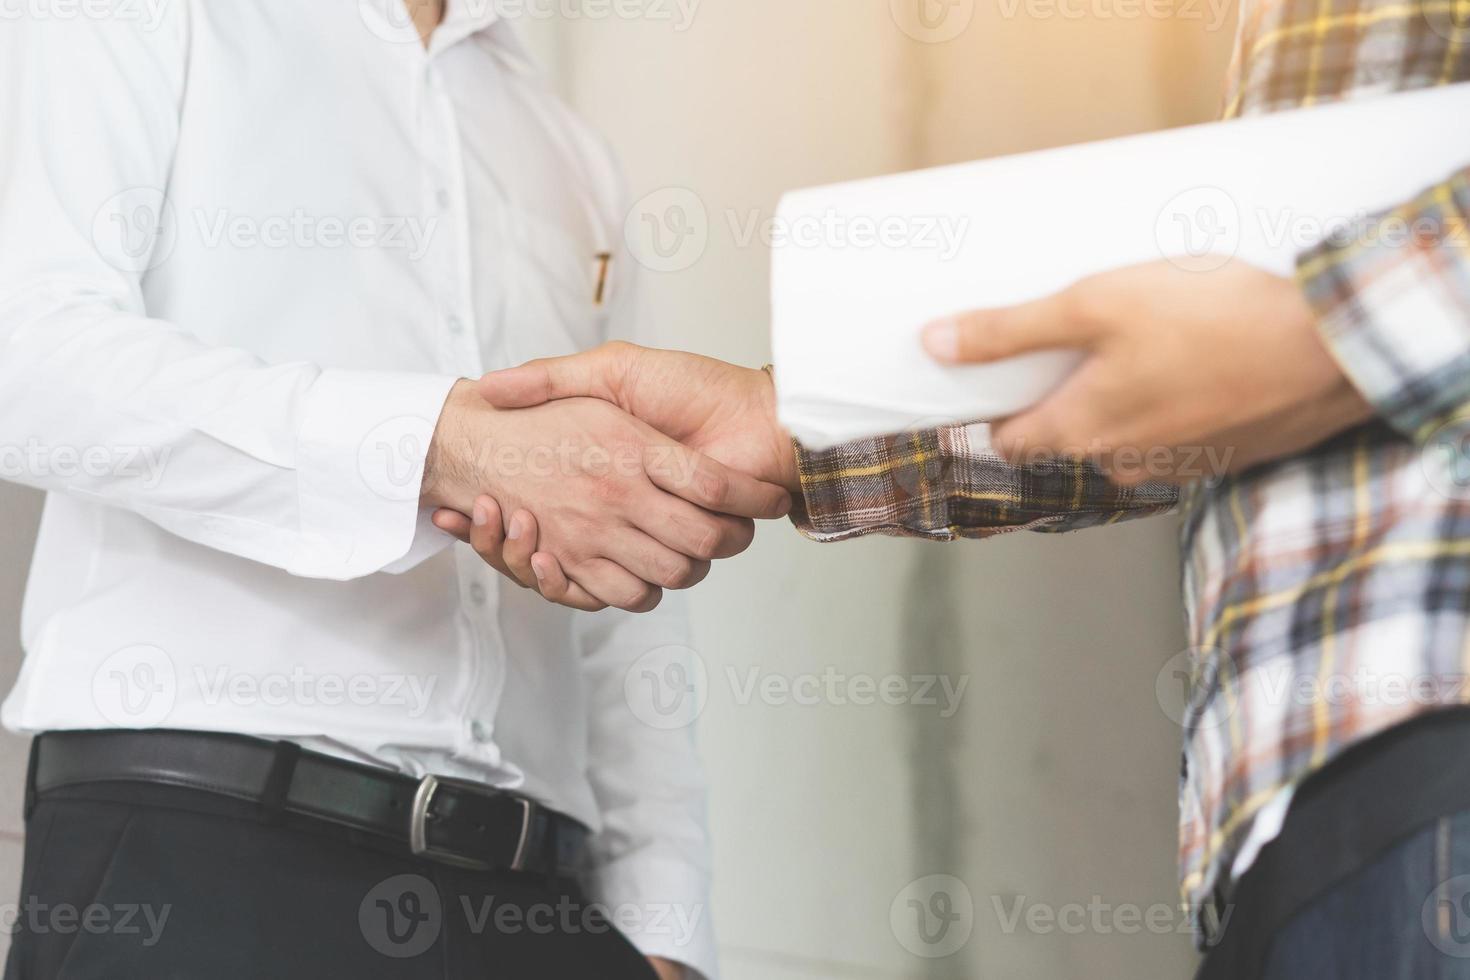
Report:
791,423,1178,541
1297,166,1470,442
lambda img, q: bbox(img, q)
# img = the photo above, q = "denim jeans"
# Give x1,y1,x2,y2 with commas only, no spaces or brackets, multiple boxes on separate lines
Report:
1263,810,1470,979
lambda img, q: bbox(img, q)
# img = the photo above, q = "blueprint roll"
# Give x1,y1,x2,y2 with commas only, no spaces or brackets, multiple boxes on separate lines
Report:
771,82,1470,450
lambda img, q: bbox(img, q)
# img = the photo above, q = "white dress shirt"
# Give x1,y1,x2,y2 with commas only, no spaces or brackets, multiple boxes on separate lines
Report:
0,4,714,974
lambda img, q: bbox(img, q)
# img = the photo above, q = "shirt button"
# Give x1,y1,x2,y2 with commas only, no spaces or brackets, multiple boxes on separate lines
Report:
470,720,491,743
436,188,451,209
468,582,488,606
447,315,464,336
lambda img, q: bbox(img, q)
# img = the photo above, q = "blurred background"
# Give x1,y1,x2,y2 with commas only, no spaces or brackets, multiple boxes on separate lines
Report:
0,2,1236,977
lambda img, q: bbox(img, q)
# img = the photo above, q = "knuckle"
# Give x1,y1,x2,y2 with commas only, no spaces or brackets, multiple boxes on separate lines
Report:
622,584,661,613
1062,279,1113,326
661,556,699,590
696,468,730,508
589,473,629,505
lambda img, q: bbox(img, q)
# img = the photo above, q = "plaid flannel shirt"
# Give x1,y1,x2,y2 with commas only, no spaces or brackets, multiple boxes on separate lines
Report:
793,0,1470,943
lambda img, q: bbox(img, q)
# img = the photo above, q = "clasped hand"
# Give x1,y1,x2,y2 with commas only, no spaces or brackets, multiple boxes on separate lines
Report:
421,374,792,612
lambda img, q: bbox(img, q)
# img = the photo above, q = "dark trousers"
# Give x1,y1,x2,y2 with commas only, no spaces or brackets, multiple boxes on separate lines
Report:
1261,809,1470,980
3,783,658,980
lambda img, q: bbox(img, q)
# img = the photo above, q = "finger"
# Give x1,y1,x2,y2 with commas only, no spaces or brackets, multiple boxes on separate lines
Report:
467,495,523,585
527,552,607,612
645,441,791,520
432,508,473,543
595,527,711,591
477,341,636,409
502,509,541,586
635,492,756,561
566,557,664,613
921,288,1099,364
499,508,609,610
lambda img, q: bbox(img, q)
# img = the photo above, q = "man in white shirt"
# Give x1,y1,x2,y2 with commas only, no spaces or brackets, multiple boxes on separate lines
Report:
0,3,789,978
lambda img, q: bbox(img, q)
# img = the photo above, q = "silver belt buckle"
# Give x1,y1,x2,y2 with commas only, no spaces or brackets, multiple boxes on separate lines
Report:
409,774,534,872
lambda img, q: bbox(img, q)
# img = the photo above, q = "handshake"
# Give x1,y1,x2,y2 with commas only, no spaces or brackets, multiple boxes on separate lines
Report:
420,342,800,614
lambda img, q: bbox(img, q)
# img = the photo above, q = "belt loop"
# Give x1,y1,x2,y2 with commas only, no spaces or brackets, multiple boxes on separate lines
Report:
22,735,41,821
259,740,302,825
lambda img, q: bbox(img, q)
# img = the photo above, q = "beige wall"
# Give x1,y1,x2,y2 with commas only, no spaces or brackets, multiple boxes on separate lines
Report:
0,3,1236,976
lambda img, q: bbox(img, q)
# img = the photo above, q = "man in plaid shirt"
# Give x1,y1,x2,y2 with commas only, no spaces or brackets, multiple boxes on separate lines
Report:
439,1,1470,975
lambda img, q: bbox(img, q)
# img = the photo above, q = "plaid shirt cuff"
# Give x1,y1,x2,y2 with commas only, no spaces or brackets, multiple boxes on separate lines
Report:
1298,166,1470,442
789,423,1178,542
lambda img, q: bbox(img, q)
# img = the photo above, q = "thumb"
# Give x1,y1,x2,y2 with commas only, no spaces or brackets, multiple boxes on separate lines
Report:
477,341,636,409
921,290,1097,364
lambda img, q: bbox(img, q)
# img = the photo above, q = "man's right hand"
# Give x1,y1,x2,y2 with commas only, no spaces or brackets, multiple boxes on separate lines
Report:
421,379,791,612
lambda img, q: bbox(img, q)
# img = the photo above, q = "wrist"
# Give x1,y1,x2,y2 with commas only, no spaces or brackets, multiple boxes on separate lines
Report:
421,378,486,510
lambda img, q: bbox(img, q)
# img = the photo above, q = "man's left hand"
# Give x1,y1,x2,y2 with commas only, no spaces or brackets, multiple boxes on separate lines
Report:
921,259,1376,485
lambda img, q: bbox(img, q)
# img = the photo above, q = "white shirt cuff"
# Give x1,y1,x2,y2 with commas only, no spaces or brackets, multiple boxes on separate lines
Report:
292,368,460,580
585,854,717,980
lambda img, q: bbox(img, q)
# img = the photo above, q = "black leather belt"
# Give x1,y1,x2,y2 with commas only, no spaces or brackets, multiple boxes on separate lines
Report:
29,730,589,877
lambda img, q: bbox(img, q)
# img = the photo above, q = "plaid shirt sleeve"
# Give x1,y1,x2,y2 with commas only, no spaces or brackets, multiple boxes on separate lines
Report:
1298,166,1470,442
789,422,1178,542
